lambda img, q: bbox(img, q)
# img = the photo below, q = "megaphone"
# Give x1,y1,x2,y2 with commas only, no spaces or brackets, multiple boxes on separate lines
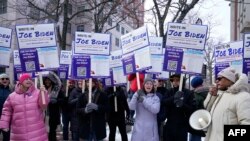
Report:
189,109,212,130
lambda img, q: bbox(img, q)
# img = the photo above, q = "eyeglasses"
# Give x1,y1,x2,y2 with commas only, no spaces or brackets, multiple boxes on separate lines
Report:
1,78,9,81
216,77,223,81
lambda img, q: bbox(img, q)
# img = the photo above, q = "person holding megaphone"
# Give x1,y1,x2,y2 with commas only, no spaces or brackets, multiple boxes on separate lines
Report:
203,67,250,141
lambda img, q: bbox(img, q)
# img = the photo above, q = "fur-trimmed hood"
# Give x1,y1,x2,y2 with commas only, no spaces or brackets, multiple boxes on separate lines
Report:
227,73,250,94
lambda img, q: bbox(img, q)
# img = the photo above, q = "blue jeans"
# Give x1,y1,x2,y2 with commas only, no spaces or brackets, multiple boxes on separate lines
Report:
189,134,201,141
62,113,70,140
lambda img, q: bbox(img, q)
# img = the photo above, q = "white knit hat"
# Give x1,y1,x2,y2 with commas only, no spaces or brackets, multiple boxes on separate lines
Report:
0,73,9,79
218,67,237,83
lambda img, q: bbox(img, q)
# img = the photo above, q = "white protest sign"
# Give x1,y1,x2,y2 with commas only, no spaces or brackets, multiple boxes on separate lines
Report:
0,27,12,48
60,50,72,65
121,26,149,54
146,54,163,74
134,46,152,71
230,60,243,74
91,55,110,77
112,67,127,85
166,23,208,50
181,49,204,74
110,50,123,68
215,41,243,63
16,24,56,49
0,47,11,66
13,50,21,65
244,33,250,58
74,32,111,55
37,47,60,70
155,71,170,80
149,36,163,54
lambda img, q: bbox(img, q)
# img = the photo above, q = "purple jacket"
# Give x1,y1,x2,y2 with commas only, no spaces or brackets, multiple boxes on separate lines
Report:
0,83,49,141
129,92,160,141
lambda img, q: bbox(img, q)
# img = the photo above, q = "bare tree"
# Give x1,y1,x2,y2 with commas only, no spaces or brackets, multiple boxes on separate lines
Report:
1,0,141,50
147,0,203,46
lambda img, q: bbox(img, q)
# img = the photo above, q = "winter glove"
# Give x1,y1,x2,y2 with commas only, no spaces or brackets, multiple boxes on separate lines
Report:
2,128,9,132
137,89,145,102
49,97,57,104
174,91,184,107
87,103,98,110
84,107,93,113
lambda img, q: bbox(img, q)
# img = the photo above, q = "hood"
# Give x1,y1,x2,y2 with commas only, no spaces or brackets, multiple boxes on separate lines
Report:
15,82,36,95
44,71,62,88
227,73,250,94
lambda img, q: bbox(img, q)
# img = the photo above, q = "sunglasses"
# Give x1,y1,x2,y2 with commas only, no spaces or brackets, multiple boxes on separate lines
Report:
216,77,224,81
1,78,9,80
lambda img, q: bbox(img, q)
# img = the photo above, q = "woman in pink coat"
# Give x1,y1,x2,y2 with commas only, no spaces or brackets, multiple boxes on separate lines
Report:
0,73,49,141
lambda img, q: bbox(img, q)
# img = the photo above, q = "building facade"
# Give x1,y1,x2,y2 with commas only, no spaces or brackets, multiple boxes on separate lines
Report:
230,0,250,41
0,0,144,83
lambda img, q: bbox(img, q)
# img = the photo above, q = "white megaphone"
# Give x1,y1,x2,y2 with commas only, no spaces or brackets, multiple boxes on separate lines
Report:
189,109,212,130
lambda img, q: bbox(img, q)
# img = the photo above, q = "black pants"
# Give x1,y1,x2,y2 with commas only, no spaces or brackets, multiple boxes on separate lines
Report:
163,123,187,141
108,119,128,141
49,123,58,141
62,113,70,140
0,129,10,141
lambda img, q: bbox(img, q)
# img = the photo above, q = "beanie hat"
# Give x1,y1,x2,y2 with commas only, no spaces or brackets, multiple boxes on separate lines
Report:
144,77,154,85
19,73,32,83
218,67,237,83
0,73,9,79
191,76,203,88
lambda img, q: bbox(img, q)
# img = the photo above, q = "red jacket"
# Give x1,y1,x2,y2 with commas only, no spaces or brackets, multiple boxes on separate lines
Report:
128,73,145,93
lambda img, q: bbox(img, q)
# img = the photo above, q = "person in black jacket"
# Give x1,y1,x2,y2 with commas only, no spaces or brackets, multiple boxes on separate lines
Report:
43,71,64,141
0,73,12,141
163,74,195,141
62,80,76,140
68,80,85,141
77,79,109,141
105,86,130,141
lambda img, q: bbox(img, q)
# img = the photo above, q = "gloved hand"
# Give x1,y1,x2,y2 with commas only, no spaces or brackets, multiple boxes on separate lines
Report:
87,103,98,110
126,114,130,121
49,97,57,104
113,91,118,97
137,89,145,102
174,91,184,107
84,107,93,113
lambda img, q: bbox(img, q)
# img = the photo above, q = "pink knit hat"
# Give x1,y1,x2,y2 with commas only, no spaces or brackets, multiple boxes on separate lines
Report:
19,73,32,83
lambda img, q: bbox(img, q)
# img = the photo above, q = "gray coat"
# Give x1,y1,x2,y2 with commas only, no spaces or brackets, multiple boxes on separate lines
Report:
129,92,160,141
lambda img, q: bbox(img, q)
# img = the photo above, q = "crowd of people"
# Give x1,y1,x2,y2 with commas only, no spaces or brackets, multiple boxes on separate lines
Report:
0,66,250,141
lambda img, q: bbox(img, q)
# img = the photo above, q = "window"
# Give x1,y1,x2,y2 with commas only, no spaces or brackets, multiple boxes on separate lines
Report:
77,5,85,17
116,23,120,32
68,3,72,15
67,23,71,33
0,0,7,14
115,38,119,47
108,18,112,26
77,25,84,32
121,27,125,35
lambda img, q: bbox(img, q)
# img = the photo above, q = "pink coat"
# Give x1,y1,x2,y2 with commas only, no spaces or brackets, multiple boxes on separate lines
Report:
0,83,49,141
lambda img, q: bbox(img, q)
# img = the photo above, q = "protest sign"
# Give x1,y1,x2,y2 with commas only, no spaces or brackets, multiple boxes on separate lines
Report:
121,26,149,54
74,32,111,55
163,47,183,73
71,55,91,79
0,47,11,66
149,36,163,54
134,47,152,71
215,41,243,63
146,54,163,74
181,49,204,74
90,55,110,78
113,67,127,85
0,27,12,48
37,47,59,70
166,23,208,50
16,24,56,49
